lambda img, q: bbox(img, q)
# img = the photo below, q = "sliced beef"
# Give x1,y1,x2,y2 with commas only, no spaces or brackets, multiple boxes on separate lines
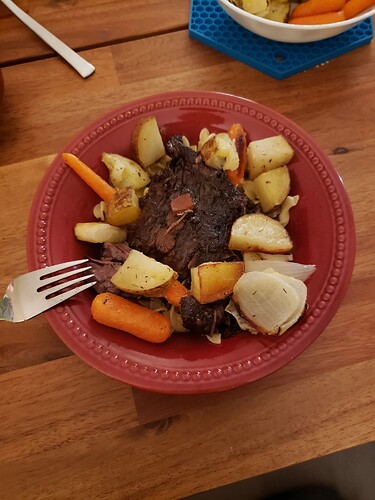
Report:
101,242,131,262
90,260,122,295
180,295,226,335
127,136,254,281
89,242,131,296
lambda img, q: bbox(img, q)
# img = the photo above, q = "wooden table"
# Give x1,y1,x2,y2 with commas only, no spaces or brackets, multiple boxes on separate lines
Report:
1,2,374,498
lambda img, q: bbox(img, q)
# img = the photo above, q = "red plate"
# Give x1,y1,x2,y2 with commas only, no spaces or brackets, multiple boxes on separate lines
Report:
27,91,355,394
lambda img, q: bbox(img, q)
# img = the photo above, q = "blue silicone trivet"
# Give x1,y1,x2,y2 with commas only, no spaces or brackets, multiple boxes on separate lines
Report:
189,0,374,79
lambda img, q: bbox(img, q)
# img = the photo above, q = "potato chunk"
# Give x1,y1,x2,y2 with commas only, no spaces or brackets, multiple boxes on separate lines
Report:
242,0,270,15
131,116,166,168
200,133,239,171
264,0,290,22
74,222,126,243
247,135,294,180
110,250,177,297
253,165,290,213
229,213,293,253
102,153,150,190
106,187,140,226
191,261,245,304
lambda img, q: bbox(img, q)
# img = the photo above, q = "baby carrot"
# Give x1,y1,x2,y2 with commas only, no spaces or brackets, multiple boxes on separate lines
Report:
62,153,116,202
91,292,172,343
227,123,247,186
291,0,346,19
164,280,189,307
343,0,375,20
289,11,345,24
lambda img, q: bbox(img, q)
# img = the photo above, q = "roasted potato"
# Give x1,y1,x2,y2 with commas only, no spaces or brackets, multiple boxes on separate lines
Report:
228,213,293,253
200,132,239,171
247,135,294,180
74,222,126,243
253,165,290,213
106,187,140,226
110,250,177,297
264,0,290,22
191,261,245,304
147,154,171,177
241,179,258,203
131,115,166,168
242,0,270,15
102,153,150,190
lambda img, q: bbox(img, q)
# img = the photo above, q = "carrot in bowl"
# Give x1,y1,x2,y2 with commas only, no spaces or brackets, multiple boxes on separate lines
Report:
92,292,171,343
291,0,346,19
343,0,375,20
289,11,346,25
63,153,116,202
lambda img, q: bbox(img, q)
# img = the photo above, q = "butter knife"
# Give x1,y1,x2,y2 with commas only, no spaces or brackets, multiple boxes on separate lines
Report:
1,0,95,78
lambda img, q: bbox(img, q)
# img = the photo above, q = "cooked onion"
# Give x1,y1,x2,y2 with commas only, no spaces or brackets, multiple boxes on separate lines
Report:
232,270,307,336
243,252,293,264
257,252,293,262
279,195,299,227
225,300,257,334
244,260,316,282
206,333,222,344
274,272,307,335
170,306,189,333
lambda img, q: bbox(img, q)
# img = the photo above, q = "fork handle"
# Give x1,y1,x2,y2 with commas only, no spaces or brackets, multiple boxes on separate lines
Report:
1,0,95,78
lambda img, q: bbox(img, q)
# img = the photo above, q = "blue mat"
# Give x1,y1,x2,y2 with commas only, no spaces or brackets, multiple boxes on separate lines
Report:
189,0,374,79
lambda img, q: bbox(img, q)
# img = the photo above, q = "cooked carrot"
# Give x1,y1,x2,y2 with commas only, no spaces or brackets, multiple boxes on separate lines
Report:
91,292,171,343
343,0,375,19
227,123,247,186
291,0,346,19
288,11,345,24
62,153,116,202
171,193,194,216
164,280,189,307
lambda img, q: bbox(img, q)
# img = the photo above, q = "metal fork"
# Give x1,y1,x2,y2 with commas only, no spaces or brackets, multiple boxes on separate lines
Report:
0,259,96,323
0,0,95,78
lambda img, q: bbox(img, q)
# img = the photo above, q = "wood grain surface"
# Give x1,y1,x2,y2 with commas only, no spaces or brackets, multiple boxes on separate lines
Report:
0,0,190,65
1,32,374,166
0,2,375,499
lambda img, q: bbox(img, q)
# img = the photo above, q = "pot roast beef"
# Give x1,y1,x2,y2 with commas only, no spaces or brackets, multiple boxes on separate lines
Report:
127,136,251,280
92,137,255,336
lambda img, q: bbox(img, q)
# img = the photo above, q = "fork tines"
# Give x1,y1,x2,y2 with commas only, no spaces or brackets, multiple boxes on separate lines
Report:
37,259,96,304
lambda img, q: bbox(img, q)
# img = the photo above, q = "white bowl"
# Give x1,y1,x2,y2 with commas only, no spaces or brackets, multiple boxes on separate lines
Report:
217,0,375,43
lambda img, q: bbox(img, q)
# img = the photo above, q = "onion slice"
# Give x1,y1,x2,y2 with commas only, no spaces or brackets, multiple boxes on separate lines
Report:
244,260,316,282
279,195,299,227
170,306,189,333
232,270,307,336
225,300,258,334
206,333,222,344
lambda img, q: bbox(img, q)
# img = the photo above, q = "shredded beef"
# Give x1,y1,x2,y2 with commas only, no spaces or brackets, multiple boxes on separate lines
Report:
89,242,131,296
180,296,226,335
101,242,131,262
